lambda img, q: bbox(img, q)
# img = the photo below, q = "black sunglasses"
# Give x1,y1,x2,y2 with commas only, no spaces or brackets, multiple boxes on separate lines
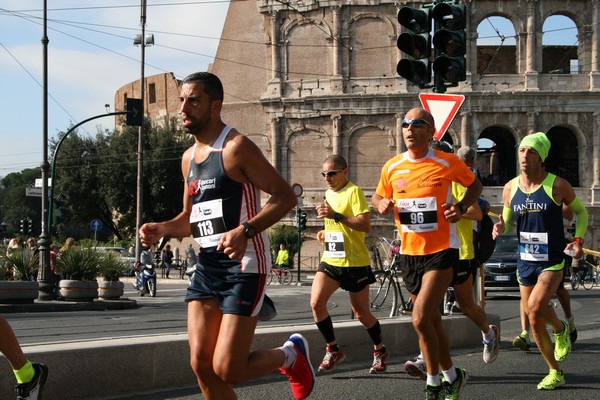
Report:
401,119,432,128
321,169,343,177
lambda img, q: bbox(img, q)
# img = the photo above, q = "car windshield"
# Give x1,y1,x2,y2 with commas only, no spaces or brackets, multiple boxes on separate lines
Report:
495,236,519,253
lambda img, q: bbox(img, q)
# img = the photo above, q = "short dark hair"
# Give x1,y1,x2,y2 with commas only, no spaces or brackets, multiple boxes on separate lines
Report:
323,154,348,169
429,140,453,153
182,72,224,102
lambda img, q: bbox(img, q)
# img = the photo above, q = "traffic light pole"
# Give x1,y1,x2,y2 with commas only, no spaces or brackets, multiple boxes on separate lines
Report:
296,206,302,284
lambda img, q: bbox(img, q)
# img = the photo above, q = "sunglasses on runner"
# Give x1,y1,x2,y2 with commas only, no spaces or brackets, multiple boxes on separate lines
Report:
401,119,432,128
321,169,344,178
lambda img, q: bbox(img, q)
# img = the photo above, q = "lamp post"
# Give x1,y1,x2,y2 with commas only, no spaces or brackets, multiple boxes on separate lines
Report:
38,0,53,300
133,0,154,264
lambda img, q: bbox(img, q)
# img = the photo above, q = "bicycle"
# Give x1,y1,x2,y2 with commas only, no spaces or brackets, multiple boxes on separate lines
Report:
267,265,293,285
570,257,598,291
369,237,412,318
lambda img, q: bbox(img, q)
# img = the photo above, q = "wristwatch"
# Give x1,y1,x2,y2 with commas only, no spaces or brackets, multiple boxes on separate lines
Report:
333,213,343,223
455,203,468,214
242,222,257,238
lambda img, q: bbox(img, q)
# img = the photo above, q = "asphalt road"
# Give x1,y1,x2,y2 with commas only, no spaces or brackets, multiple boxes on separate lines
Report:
5,277,600,399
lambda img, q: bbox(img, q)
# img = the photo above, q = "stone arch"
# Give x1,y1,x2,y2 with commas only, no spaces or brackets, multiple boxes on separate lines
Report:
540,13,580,74
346,123,396,189
347,13,396,78
283,18,333,79
477,125,518,186
544,125,581,187
475,14,519,75
287,125,331,189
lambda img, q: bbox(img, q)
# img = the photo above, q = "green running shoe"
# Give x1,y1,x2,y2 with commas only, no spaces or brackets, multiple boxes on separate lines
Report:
512,332,531,351
425,385,444,400
537,369,565,390
568,318,577,343
554,320,571,361
442,367,468,400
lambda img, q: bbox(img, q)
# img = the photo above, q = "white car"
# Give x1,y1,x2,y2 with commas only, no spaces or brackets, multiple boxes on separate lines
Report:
94,247,137,276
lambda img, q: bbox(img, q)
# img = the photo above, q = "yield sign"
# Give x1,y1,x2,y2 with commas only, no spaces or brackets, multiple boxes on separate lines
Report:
419,93,465,140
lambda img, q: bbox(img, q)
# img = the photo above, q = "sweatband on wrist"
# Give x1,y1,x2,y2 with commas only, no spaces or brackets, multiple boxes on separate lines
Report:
568,196,588,239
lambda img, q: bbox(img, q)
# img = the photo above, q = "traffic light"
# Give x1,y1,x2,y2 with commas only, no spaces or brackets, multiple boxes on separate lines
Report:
26,218,33,235
19,219,25,234
298,212,307,231
126,98,144,126
432,2,467,85
396,6,432,86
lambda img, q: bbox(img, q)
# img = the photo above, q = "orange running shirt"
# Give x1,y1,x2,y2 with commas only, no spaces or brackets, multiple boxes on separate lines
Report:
375,149,476,256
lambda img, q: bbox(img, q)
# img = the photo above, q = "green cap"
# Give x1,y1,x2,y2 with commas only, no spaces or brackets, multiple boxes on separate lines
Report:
519,132,550,161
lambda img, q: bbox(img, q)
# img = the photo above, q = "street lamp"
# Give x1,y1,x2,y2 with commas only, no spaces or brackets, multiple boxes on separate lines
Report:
133,1,153,264
38,0,53,300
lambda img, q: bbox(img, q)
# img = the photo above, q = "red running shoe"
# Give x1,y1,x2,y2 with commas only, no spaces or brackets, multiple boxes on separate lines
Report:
280,334,315,399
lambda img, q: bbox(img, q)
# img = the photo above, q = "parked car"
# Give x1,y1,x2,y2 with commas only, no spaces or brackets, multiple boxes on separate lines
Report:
483,234,519,292
94,247,137,276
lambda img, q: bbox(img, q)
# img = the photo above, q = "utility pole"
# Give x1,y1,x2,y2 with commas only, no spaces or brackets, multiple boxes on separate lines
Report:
134,0,148,264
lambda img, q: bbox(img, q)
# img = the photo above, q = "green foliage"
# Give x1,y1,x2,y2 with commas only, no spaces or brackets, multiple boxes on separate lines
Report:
55,247,101,281
269,224,301,263
47,119,192,242
1,249,39,281
0,168,42,236
98,251,129,282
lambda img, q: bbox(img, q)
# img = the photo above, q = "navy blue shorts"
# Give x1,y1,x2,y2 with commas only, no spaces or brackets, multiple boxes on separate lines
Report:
517,260,564,287
318,262,375,292
185,264,267,317
400,249,458,295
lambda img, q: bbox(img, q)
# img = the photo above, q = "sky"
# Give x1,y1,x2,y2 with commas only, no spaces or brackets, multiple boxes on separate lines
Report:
0,2,578,176
0,0,229,176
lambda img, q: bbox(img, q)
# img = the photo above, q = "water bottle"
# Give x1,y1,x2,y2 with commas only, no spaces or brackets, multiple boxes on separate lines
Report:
564,249,576,257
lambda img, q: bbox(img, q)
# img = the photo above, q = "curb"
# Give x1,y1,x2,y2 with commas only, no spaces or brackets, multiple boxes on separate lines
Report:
0,314,500,399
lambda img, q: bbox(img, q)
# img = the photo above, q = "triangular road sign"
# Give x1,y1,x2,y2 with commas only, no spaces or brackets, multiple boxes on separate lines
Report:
419,93,465,140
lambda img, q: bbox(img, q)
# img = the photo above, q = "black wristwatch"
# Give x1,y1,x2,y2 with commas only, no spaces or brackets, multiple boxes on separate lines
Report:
455,203,468,214
242,222,257,238
333,213,343,223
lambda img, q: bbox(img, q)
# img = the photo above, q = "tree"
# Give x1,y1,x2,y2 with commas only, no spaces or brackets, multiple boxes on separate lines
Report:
50,117,191,241
269,224,302,267
0,168,42,237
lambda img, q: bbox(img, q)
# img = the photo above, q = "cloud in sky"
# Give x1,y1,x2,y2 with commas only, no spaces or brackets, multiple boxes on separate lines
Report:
0,0,229,175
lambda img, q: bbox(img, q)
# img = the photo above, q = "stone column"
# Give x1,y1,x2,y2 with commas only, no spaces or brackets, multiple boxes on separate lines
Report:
460,112,470,147
331,113,341,155
524,0,539,90
332,6,342,77
395,113,405,154
271,116,281,172
591,0,600,90
270,11,280,80
593,112,600,189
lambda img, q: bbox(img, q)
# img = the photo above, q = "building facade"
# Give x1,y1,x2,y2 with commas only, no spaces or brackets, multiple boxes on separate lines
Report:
117,0,600,249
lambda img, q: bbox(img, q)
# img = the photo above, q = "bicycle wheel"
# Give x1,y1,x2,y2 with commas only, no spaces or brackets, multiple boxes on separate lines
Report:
370,245,384,271
396,280,413,314
281,268,293,285
582,264,593,290
570,272,579,290
369,270,398,318
267,269,274,285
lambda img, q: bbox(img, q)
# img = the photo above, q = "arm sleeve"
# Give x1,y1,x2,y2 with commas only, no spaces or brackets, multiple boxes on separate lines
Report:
567,196,588,239
502,206,515,234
